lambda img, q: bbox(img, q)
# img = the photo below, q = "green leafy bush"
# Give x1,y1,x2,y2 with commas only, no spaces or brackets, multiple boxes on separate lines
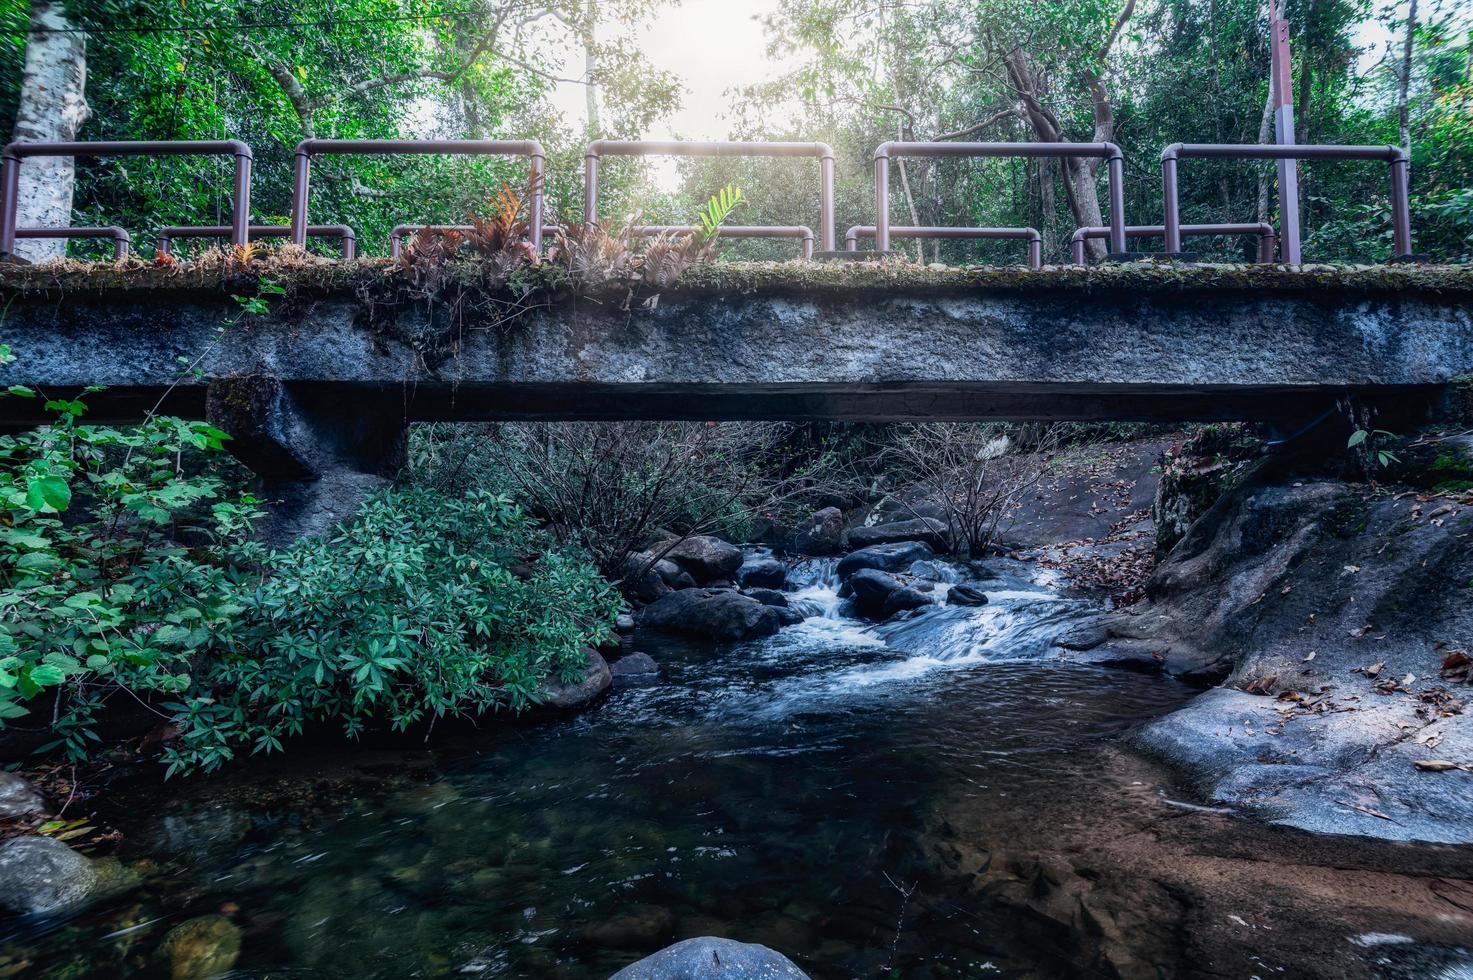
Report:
164,488,620,776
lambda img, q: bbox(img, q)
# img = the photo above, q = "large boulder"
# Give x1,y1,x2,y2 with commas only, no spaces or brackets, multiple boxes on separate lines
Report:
623,552,671,604
610,652,659,678
609,937,810,979
793,507,845,556
663,536,744,582
848,569,932,618
947,584,990,607
847,517,950,552
0,771,46,819
536,649,611,710
836,541,934,579
736,557,787,590
638,589,782,642
0,835,99,915
742,587,789,608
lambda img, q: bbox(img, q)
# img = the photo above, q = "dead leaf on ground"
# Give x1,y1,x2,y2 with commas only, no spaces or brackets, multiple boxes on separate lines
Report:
1242,674,1278,695
1414,760,1467,773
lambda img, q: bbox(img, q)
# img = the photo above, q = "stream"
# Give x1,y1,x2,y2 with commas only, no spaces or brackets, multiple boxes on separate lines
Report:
3,553,1470,978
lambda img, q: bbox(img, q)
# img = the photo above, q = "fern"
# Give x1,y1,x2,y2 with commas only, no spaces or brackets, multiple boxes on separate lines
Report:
694,184,745,245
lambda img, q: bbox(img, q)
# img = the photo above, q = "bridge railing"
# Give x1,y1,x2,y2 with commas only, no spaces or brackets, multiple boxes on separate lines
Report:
583,140,836,253
14,226,131,260
845,225,1042,269
873,142,1127,256
0,140,252,255
158,224,357,259
1071,223,1277,264
1161,143,1412,260
290,139,545,251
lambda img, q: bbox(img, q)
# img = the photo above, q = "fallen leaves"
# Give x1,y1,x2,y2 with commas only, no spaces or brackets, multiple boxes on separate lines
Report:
1413,759,1470,773
1441,650,1471,684
1241,674,1278,695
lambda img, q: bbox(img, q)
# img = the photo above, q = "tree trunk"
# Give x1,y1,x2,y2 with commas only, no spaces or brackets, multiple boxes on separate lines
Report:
10,1,90,262
582,0,600,134
1255,84,1274,224
1397,0,1418,151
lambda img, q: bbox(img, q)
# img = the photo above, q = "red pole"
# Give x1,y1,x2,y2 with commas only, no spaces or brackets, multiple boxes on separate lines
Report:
1270,0,1302,263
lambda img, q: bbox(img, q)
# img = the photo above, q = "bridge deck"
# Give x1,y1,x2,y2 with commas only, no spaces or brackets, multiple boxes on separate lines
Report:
1,260,1469,424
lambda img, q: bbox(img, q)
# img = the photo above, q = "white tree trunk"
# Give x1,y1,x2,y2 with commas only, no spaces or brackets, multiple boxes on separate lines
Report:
9,1,90,262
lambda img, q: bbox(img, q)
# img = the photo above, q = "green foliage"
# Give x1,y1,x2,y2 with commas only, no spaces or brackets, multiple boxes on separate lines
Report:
694,184,746,245
165,488,619,776
1348,427,1401,473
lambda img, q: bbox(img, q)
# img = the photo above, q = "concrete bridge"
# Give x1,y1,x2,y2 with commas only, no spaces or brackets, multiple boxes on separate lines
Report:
1,261,1469,535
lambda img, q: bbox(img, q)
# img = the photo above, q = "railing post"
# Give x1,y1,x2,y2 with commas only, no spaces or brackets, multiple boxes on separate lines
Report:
290,145,312,247
230,143,253,248
1258,228,1277,263
1161,147,1182,255
0,149,19,255
874,149,891,253
529,148,546,250
819,148,835,252
1390,150,1413,259
1028,231,1042,270
1105,147,1127,255
584,150,600,227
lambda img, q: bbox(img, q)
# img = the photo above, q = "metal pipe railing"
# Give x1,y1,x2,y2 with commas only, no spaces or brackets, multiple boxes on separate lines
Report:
1071,223,1277,264
158,223,356,259
631,225,815,259
290,139,545,251
844,225,1042,269
15,226,131,260
583,140,836,252
389,224,561,259
1160,143,1412,261
873,142,1127,255
0,140,252,255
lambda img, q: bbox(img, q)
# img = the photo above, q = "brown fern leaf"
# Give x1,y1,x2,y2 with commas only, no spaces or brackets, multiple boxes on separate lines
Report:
637,231,708,290
549,220,635,288
465,170,545,261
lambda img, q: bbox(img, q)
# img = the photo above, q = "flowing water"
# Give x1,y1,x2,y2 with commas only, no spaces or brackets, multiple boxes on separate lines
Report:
3,554,1469,978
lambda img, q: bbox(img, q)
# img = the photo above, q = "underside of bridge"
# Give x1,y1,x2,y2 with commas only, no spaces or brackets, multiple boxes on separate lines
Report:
3,259,1469,536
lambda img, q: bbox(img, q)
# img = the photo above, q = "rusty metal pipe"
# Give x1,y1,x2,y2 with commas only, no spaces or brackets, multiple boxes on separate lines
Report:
157,224,356,259
582,140,836,251
290,139,545,251
873,142,1127,255
15,226,130,260
845,225,1042,270
1070,223,1277,264
0,140,252,254
1159,143,1412,259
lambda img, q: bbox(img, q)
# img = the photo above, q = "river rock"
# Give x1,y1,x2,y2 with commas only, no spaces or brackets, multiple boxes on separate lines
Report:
624,552,672,604
742,587,788,607
847,517,950,552
0,771,46,818
609,936,810,979
536,649,611,710
663,536,744,582
947,584,990,606
774,607,805,626
0,835,99,914
736,557,787,589
610,653,659,677
161,915,242,980
836,541,934,579
656,559,698,590
794,507,845,555
583,904,675,948
848,568,931,618
638,589,782,642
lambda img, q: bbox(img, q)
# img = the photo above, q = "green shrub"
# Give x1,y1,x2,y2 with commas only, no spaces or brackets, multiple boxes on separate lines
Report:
165,488,620,776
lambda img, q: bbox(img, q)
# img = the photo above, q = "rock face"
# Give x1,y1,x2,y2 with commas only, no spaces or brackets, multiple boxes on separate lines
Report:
0,835,98,915
736,558,787,590
847,517,950,552
663,536,744,582
609,937,810,979
1090,475,1473,843
836,541,934,579
536,649,612,710
0,771,46,819
848,569,932,618
793,507,845,555
638,589,782,642
946,584,989,606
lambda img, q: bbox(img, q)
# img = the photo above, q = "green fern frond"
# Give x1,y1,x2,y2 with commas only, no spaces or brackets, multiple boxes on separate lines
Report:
694,184,745,244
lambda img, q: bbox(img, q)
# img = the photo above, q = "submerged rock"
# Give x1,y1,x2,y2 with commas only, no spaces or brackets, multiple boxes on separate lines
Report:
848,568,932,618
663,536,744,582
583,904,674,948
610,652,659,677
793,507,845,555
0,835,99,915
736,557,787,589
536,649,611,710
609,936,810,979
847,517,950,552
638,589,782,642
161,915,242,980
947,584,989,607
0,771,46,819
836,541,934,579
